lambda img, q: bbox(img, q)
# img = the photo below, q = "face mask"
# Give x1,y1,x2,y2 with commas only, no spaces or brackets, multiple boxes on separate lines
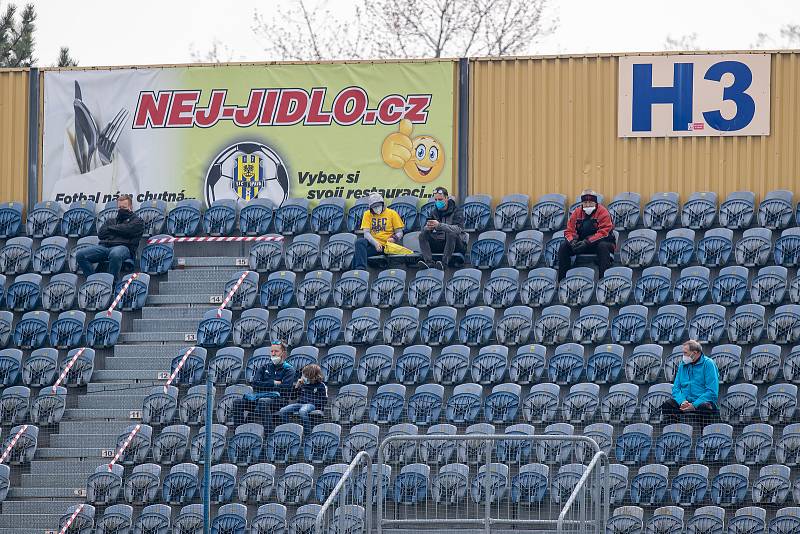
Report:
271,356,282,365
301,377,309,384
583,206,596,215
371,205,384,215
435,200,446,209
682,355,693,365
117,208,131,220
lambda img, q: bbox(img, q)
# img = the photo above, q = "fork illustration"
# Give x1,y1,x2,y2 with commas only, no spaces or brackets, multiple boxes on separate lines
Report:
97,109,129,165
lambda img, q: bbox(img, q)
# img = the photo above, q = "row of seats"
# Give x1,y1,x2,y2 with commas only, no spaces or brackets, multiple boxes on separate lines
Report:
609,505,799,534
60,502,363,534
196,301,800,349
0,309,121,350
0,347,94,388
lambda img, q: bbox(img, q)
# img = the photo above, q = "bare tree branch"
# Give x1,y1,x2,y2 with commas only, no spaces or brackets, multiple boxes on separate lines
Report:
663,33,700,51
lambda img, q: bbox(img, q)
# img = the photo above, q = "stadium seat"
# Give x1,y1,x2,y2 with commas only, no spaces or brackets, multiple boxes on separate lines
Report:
735,228,772,267
558,267,594,306
649,304,687,344
265,424,304,465
751,464,791,505
768,507,800,534
59,504,96,534
455,306,493,346
178,386,207,425
162,464,200,505
470,230,506,269
152,425,190,465
135,199,168,238
720,383,758,425
616,423,653,465
470,463,509,504
445,383,483,425
303,423,341,464
32,236,68,275
341,423,380,463
13,310,49,350
600,383,639,425
494,423,535,464
419,306,457,346
393,463,430,504
606,505,644,534
58,347,95,387
629,464,668,506
238,464,276,504
26,201,62,238
94,200,119,229
310,198,346,235
0,385,28,425
493,194,529,232
230,309,268,348
319,345,356,385
124,463,161,505
370,268,406,308
758,189,794,230
115,272,149,311
314,463,347,502
688,304,726,344
768,304,800,344
405,384,444,426
643,192,680,230
719,191,755,230
505,230,543,271
573,422,613,463
735,423,774,465
508,344,546,385
596,266,633,306
215,385,251,427
222,270,259,311
647,506,685,534
523,383,560,425
331,384,369,425
269,307,305,346
443,268,480,308
419,424,457,464
533,304,570,345
454,423,492,465
195,308,232,347
332,269,369,309
760,383,798,424
345,197,370,233
22,347,57,387
248,237,284,273
560,382,599,424
166,199,202,236
750,265,789,306
687,505,726,534
481,268,518,308
634,266,671,306
407,268,444,309
727,304,766,344
712,266,749,306
707,344,742,384
369,384,406,425
693,423,734,465
673,266,710,305
469,345,507,385
696,228,733,268
655,423,692,466
432,345,470,386
611,305,649,345
728,507,767,534
284,233,321,272
133,503,172,533
382,306,419,346
482,383,521,424
173,504,203,534
305,307,343,347
0,202,22,239
495,305,533,345
320,232,356,272
620,229,658,268
682,191,717,230
459,194,492,233
239,198,275,235
0,313,12,350
87,463,124,505
572,305,610,344
535,423,575,465
206,347,243,386
49,310,86,349
783,346,800,384
775,227,800,267
211,503,247,532
548,342,584,385
658,228,695,268
626,344,663,384
543,230,566,269
139,234,175,275
143,385,179,426
342,306,380,345
607,192,641,231
5,272,41,312
393,345,431,386
0,236,32,275
520,267,558,307
382,424,419,466
528,193,565,232
431,462,469,504
114,424,153,465
203,199,238,236
275,198,310,235
259,271,295,310
78,272,115,313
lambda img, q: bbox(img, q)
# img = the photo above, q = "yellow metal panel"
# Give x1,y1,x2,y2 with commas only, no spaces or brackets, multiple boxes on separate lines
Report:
0,69,28,205
469,52,800,205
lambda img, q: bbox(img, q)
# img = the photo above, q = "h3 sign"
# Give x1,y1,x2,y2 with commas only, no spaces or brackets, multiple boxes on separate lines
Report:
618,54,770,137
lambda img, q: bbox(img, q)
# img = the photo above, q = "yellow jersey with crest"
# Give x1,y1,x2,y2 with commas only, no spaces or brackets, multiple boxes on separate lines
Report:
360,208,405,245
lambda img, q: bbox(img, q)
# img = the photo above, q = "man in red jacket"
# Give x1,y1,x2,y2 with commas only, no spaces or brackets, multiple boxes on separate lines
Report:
558,189,616,280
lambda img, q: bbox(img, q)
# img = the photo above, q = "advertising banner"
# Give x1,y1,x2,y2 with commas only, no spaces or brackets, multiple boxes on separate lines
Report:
42,61,455,207
618,53,770,137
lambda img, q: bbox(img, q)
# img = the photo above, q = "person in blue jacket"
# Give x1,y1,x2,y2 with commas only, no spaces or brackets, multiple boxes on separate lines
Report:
661,339,720,424
278,363,328,436
232,341,297,430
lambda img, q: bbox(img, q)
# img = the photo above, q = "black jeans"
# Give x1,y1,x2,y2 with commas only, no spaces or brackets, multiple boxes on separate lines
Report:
231,396,281,430
353,237,380,270
661,398,719,425
419,227,465,266
557,240,614,280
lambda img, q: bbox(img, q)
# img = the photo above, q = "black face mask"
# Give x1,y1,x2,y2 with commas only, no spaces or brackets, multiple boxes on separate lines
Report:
116,208,132,221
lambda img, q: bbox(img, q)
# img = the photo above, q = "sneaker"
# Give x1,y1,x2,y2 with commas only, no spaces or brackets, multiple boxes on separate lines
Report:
417,260,430,270
434,261,445,270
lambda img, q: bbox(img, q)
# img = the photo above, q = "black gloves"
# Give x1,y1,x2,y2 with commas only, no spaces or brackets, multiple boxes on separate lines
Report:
571,239,589,253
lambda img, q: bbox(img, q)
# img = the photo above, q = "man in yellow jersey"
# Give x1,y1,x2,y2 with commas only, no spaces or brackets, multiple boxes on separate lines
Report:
353,192,405,270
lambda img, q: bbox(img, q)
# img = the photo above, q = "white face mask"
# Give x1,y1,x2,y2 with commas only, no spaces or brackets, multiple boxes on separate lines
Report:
271,356,282,365
583,206,596,215
372,205,384,215
682,355,693,365
301,377,309,384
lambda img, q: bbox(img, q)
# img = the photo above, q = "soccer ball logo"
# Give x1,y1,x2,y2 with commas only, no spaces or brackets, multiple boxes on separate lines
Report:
204,142,290,208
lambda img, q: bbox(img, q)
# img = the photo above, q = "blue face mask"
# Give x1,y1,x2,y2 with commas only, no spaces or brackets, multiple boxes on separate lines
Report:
435,200,446,209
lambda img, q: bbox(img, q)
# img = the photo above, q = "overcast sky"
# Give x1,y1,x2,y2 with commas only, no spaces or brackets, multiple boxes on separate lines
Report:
26,0,800,66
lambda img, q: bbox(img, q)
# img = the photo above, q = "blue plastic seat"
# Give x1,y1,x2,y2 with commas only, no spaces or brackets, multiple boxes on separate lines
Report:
606,506,643,534
265,424,304,465
202,199,237,236
720,383,758,425
643,192,680,230
735,228,772,267
39,273,74,313
238,198,274,235
695,423,733,464
455,423,493,465
224,270,259,310
705,344,741,385
674,266,710,305
381,424,418,466
162,464,200,505
728,304,766,344
768,304,800,344
26,201,61,238
607,192,641,231
758,189,794,230
197,308,232,348
760,383,797,424
745,344,782,385
57,347,94,387
431,462,469,504
656,423,693,466
345,197,370,233
135,199,167,238
585,343,623,383
523,383,560,424
211,503,247,534
0,385,29,425
115,424,153,465
548,342,584,385
712,266,749,306
389,195,419,231
469,463,509,504
320,232,356,272
535,423,574,465
616,423,653,465
115,273,149,311
393,463,430,504
784,346,800,384
333,269,369,309
495,305,533,345
133,503,171,533
696,228,733,267
406,384,444,426
94,200,119,229
444,268,480,308
775,227,800,267
647,506,685,534
369,384,406,425
509,344,546,385
5,273,40,312
649,304,687,344
574,422,613,463
573,305,610,344
303,423,341,465
32,236,68,275
86,463,124,505
560,382,599,424
165,199,202,236
314,463,347,503
432,345,469,386
78,273,114,311
768,507,800,534
269,307,305,346
259,271,295,309
634,266,671,306
728,507,767,534
319,345,355,386
611,304,649,344
382,306,419,346
179,384,209,424
152,425,190,465
231,309,269,349
274,198,310,235
719,191,755,230
494,423,534,464
330,384,368,426
418,424,457,464
625,344,663,384
620,229,658,268
533,304,570,345
493,194,528,232
407,268,444,309
482,268,519,308
529,193,566,232
751,464,791,505
605,465,631,506
445,383,483,425
341,423,380,464
22,348,56,387
169,346,206,387
419,306,457,346
49,310,85,349
461,194,492,233
13,310,49,350
520,267,557,307
370,268,406,308
507,230,544,270
311,198,345,235
248,237,284,273
711,464,750,507
751,266,788,306
600,383,639,424
685,305,726,345
658,228,695,267
470,230,506,269
596,266,633,306
306,307,342,347
207,347,244,387
0,202,22,239
458,306,494,346
681,191,717,230
558,267,594,306
284,233,320,272
776,423,800,467
139,234,175,275
0,312,12,349
543,230,566,269
124,463,162,505
735,423,774,465
630,464,668,506
344,307,380,345
0,236,32,275
481,383,520,424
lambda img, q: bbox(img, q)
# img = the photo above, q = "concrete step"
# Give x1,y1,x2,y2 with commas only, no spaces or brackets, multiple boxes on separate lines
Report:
57,421,135,435
141,306,215,320
77,394,147,409
114,343,191,359
146,294,225,305
104,356,174,371
0,513,66,529
133,319,206,332
119,331,195,343
86,382,152,394
8,486,87,499
167,268,243,282
92,370,166,381
64,408,139,420
49,434,117,449
35,447,106,459
0,528,62,534
1,499,81,515
30,459,105,475
158,281,226,295
180,256,249,267
20,473,93,489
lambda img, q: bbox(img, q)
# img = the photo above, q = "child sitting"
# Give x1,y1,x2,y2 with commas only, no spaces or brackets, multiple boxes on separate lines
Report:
277,363,328,436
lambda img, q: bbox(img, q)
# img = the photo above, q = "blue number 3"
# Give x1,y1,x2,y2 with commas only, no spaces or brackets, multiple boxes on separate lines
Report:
702,61,756,131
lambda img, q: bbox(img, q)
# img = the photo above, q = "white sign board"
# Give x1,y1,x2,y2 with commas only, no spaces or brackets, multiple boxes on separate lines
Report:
618,54,770,137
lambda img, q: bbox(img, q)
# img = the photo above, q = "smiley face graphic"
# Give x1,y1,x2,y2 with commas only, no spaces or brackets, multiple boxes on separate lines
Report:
381,119,445,183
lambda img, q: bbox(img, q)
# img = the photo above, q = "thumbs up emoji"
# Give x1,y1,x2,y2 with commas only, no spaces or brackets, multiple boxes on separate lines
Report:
380,119,445,183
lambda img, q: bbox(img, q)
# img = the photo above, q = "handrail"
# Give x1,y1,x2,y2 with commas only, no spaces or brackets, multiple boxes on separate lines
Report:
315,450,372,534
557,449,608,533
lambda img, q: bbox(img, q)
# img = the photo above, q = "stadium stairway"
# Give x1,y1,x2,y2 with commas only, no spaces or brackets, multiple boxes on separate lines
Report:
0,255,238,534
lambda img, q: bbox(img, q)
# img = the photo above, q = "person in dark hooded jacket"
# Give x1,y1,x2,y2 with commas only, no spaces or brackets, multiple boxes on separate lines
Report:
418,187,468,269
76,194,144,282
232,341,297,430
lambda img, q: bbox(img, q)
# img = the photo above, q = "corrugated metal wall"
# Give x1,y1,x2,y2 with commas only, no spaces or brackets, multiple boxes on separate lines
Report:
0,69,29,204
469,52,800,203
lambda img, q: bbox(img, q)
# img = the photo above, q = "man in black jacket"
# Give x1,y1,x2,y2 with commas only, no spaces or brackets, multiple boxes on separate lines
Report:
232,341,297,430
76,194,144,281
418,187,468,269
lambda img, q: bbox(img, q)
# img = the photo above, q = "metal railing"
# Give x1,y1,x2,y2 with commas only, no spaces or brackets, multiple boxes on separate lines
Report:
376,433,609,534
315,451,373,534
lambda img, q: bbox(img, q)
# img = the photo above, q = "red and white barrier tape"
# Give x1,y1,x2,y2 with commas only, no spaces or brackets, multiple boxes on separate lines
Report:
146,235,284,244
107,272,139,316
107,424,141,471
0,424,28,464
58,503,86,534
52,347,86,393
217,271,249,317
164,346,196,392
